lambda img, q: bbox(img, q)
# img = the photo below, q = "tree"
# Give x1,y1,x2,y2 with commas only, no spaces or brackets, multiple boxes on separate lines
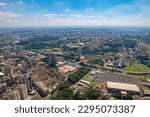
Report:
51,81,74,100
122,94,133,100
114,92,122,99
81,87,100,100
73,91,82,100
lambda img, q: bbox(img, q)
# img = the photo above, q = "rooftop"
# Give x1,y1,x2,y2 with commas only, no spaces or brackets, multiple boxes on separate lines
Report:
107,81,140,92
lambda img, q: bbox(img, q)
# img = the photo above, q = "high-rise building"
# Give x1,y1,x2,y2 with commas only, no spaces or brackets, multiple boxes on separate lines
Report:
14,45,24,52
0,55,4,63
17,84,28,100
32,75,39,84
77,47,82,60
0,72,4,83
50,52,57,67
4,76,13,87
3,50,12,59
0,83,7,94
26,56,36,66
23,74,33,94
5,90,21,100
2,65,11,76
18,62,28,74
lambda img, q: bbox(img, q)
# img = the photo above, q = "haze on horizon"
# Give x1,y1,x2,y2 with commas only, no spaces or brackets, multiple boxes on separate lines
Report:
0,0,150,27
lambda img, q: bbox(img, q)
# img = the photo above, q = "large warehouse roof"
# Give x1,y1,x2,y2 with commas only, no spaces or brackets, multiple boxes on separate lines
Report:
107,82,140,92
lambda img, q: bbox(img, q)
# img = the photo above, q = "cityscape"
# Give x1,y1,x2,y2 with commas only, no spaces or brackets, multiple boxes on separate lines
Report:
0,0,150,100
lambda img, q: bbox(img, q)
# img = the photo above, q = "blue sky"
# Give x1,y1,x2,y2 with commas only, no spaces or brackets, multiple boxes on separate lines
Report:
0,0,150,27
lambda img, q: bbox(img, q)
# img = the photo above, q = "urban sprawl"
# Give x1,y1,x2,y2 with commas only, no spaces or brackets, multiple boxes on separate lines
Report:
0,28,150,100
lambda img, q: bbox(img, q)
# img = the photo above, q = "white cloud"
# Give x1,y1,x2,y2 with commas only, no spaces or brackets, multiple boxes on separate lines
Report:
19,1,23,4
0,2,7,6
65,9,70,12
0,11,22,18
34,16,39,19
43,13,57,16
0,11,150,27
86,7,95,11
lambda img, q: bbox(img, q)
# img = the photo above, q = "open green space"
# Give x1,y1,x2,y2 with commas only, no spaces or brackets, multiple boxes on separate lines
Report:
31,47,62,54
83,75,94,83
126,63,150,72
82,74,96,88
68,44,79,48
67,67,91,84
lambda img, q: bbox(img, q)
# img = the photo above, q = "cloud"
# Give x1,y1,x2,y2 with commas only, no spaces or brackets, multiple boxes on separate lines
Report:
65,9,70,12
18,1,23,4
0,11,22,18
86,7,95,11
34,16,39,19
0,2,7,6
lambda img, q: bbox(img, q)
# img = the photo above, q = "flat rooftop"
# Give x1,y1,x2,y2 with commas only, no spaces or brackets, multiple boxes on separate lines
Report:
107,81,140,92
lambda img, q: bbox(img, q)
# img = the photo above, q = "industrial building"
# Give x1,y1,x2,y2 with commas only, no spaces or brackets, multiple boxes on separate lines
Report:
107,81,141,95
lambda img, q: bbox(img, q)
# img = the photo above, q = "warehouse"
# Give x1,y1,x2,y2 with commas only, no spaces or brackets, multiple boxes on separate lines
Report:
107,82,141,95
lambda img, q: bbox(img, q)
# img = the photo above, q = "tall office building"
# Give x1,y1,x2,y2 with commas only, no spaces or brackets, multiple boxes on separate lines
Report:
50,52,57,67
17,84,28,100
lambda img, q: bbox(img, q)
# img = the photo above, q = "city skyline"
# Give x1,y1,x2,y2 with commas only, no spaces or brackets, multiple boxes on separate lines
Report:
0,0,150,27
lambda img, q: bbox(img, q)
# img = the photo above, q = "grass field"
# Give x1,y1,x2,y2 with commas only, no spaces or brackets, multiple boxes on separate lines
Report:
126,63,150,72
82,74,96,87
31,47,62,54
83,75,94,83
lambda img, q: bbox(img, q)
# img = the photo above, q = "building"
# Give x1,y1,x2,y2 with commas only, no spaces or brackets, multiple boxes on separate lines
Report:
23,74,33,94
26,56,36,66
0,72,4,83
77,80,90,87
0,83,7,94
4,76,13,87
32,75,39,84
14,45,24,52
36,83,48,97
12,74,23,85
3,50,12,59
17,84,28,100
18,62,28,74
105,62,114,67
50,52,57,67
59,65,76,74
80,80,90,85
5,90,21,100
118,57,126,68
1,65,11,76
77,47,82,59
0,55,4,63
107,81,141,95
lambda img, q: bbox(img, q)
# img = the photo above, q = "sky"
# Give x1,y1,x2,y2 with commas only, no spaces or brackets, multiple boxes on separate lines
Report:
0,0,150,27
